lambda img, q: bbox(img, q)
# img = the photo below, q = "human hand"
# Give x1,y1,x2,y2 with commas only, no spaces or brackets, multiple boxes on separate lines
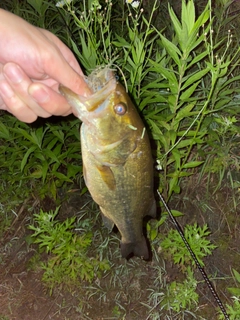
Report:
0,9,91,123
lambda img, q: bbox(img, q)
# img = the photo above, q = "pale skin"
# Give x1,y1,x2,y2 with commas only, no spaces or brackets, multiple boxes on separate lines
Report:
0,9,91,123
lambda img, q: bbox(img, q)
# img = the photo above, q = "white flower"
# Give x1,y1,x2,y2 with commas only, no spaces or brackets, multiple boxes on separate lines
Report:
56,0,72,7
126,0,140,8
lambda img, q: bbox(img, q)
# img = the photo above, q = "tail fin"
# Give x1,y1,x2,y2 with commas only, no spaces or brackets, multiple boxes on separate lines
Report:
121,237,149,260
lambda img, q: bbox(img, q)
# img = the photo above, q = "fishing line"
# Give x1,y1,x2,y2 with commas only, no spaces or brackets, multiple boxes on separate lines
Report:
157,190,229,320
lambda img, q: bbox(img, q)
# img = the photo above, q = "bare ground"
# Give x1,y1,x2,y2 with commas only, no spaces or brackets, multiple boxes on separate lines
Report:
0,177,239,320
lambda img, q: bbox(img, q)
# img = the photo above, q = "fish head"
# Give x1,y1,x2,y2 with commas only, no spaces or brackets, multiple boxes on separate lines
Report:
59,68,143,147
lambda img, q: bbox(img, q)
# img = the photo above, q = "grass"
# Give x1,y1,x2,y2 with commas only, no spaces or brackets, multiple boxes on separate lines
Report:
0,0,240,319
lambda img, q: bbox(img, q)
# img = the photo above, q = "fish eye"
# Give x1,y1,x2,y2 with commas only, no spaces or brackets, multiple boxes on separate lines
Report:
114,103,127,115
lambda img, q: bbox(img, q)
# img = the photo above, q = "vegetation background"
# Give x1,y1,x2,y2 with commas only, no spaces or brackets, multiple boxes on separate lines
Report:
0,0,240,319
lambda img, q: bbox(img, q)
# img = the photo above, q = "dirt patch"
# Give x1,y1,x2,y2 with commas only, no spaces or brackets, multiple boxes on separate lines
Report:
0,179,239,320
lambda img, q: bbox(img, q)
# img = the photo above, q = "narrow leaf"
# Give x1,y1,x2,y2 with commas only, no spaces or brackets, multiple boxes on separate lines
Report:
182,68,209,90
180,81,201,101
182,161,204,169
21,146,37,172
160,34,181,65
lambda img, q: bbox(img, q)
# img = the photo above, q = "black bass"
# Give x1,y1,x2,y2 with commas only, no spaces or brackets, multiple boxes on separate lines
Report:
59,67,156,259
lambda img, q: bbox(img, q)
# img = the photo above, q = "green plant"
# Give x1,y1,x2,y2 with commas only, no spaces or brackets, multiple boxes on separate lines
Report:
154,0,239,197
0,1,239,318
144,266,200,319
199,114,240,198
163,267,199,313
0,116,83,200
218,269,240,319
0,316,10,320
55,0,115,70
28,207,110,293
160,223,217,267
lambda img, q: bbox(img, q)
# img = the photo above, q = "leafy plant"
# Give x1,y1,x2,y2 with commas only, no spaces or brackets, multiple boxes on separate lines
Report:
163,267,199,313
28,207,110,293
145,266,199,318
0,116,83,200
144,0,239,200
160,223,217,267
218,269,240,319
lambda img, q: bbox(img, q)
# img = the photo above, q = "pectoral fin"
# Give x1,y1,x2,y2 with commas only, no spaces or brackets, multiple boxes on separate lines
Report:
97,165,116,190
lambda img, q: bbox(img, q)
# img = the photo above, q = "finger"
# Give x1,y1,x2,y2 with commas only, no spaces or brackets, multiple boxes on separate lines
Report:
40,44,92,97
3,63,51,118
28,82,73,116
38,29,92,96
0,80,38,123
46,59,92,97
39,29,84,75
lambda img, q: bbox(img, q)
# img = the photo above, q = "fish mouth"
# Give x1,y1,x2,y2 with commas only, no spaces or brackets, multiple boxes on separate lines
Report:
84,67,117,112
59,66,117,113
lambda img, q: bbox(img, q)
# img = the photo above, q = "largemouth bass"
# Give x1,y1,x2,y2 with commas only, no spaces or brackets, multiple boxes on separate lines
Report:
59,67,156,259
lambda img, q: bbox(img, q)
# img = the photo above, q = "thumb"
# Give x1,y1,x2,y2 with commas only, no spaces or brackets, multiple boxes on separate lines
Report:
46,56,92,97
39,30,93,97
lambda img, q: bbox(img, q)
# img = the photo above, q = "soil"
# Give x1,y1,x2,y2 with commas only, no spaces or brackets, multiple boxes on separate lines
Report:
0,177,239,320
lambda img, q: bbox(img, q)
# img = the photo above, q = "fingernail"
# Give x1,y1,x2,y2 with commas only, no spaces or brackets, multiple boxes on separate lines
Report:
29,85,50,103
4,64,23,84
0,82,14,98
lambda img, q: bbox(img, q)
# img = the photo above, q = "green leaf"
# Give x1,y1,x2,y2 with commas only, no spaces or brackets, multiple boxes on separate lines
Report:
54,172,73,182
187,51,209,69
160,34,181,65
190,4,210,35
0,121,10,139
168,175,180,196
67,164,82,178
168,4,182,40
175,103,196,122
21,146,37,172
181,68,209,90
52,130,65,143
43,149,60,164
182,0,195,34
171,210,184,217
112,34,131,48
227,287,240,296
14,128,37,144
182,161,204,169
233,269,240,284
180,81,200,101
149,60,178,89
27,0,43,14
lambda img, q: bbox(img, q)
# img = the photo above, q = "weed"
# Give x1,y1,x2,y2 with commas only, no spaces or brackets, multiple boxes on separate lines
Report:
0,116,83,201
1,0,239,202
218,269,240,319
0,316,10,320
144,266,200,319
160,223,217,268
28,207,110,293
163,267,199,313
0,0,239,319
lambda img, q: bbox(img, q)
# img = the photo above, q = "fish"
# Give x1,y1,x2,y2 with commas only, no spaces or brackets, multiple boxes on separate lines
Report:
59,67,156,259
